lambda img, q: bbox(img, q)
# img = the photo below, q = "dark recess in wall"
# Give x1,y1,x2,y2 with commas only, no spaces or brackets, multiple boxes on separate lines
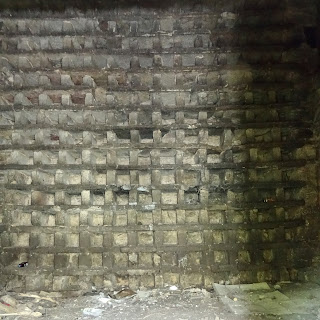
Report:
304,26,320,51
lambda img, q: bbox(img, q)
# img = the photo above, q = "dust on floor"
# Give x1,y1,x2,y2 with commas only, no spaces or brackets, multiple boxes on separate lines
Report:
1,282,320,320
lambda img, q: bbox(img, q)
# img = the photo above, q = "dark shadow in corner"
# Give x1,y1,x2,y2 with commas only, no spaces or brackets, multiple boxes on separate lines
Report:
233,0,320,284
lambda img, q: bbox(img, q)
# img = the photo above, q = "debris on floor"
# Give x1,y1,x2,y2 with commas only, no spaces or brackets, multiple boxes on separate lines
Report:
0,291,60,318
109,288,136,300
82,307,103,317
213,281,320,316
1,282,320,319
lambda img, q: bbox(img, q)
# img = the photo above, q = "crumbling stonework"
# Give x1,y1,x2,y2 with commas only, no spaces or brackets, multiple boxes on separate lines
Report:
0,0,319,293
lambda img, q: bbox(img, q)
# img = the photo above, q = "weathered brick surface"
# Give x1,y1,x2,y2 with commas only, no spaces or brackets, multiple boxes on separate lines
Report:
0,1,319,291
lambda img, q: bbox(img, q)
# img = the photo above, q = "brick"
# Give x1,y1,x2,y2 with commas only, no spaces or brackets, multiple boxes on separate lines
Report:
88,211,103,227
187,252,202,266
53,276,79,291
113,233,128,246
187,232,203,244
113,211,127,226
180,274,203,288
140,275,155,288
5,190,31,205
113,253,128,267
11,210,32,226
163,273,180,285
92,253,103,267
128,252,138,266
37,254,54,267
162,210,177,224
161,192,178,205
137,212,153,225
139,253,153,267
214,251,228,264
79,253,92,268
90,234,103,247
138,232,154,245
160,18,174,32
39,233,54,247
14,93,32,106
163,231,178,245
185,210,199,224
54,254,68,269
66,234,80,247
26,275,53,291
11,233,29,247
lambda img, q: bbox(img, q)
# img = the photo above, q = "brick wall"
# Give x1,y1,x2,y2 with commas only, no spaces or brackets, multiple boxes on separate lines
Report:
0,0,319,292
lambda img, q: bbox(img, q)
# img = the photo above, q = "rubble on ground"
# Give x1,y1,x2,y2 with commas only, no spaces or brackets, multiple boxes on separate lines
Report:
0,291,61,318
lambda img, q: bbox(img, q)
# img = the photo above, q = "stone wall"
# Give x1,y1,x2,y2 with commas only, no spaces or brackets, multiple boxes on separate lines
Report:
0,0,319,292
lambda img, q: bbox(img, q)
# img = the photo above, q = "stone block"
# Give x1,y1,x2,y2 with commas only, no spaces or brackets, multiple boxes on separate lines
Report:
114,212,128,226
80,232,90,248
187,232,203,244
212,230,224,244
14,93,32,106
138,193,152,205
137,212,153,225
24,73,40,87
214,251,228,264
113,253,128,267
113,233,128,246
139,252,153,267
43,20,63,34
79,253,92,267
26,274,53,291
53,276,79,291
185,210,199,224
90,234,103,247
161,210,177,224
160,18,174,32
62,55,84,69
92,192,105,205
187,252,202,266
55,232,66,247
161,171,175,184
11,233,29,247
10,210,31,226
129,252,138,266
113,274,128,288
140,275,155,288
238,250,251,264
88,211,104,227
54,254,68,269
161,192,178,205
92,253,103,267
49,37,63,50
163,231,178,245
5,190,31,205
138,231,154,245
19,56,40,69
39,233,54,247
37,254,54,267
163,273,180,285
61,74,74,86
6,170,32,185
81,190,91,205
66,234,80,247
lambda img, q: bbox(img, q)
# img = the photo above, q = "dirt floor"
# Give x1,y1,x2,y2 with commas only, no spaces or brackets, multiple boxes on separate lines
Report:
1,282,320,320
